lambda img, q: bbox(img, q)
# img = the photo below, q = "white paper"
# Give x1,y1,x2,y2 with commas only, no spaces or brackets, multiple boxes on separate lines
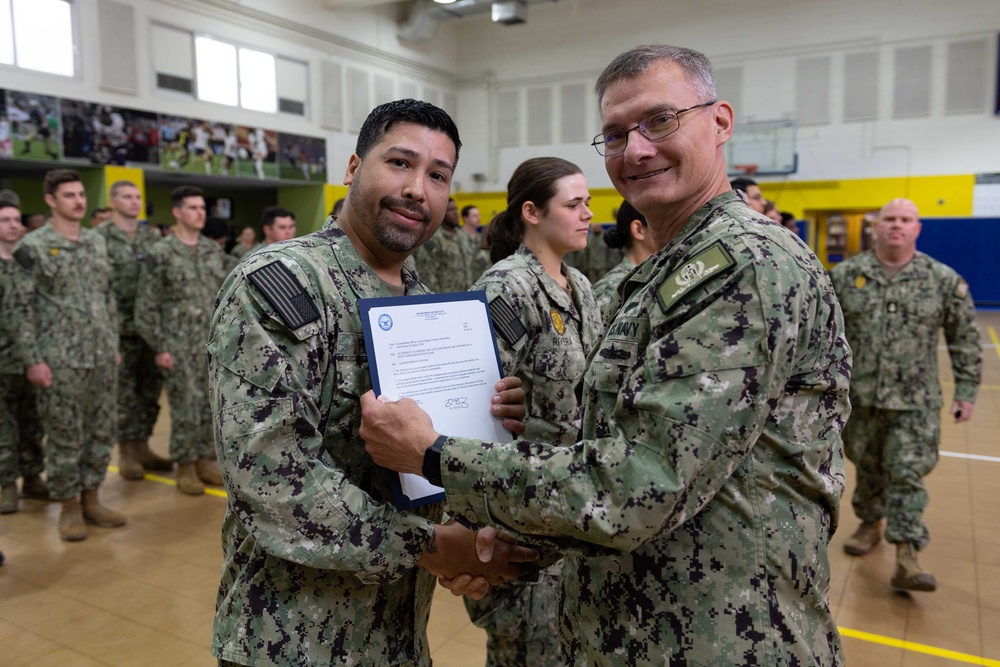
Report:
364,295,512,503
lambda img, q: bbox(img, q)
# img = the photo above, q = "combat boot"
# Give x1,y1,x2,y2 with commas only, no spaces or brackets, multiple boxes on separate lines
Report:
59,498,88,541
891,543,936,592
176,462,205,496
134,440,173,472
20,474,49,499
118,441,146,480
843,520,882,556
0,484,18,514
195,458,224,486
81,489,127,527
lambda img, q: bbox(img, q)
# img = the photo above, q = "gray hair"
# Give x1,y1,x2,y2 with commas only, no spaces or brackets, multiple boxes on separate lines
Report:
595,44,717,105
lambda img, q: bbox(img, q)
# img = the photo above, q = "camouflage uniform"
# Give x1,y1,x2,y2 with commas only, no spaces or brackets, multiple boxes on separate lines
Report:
830,250,980,550
412,225,479,293
208,220,441,667
438,192,851,666
467,243,601,666
0,257,44,487
135,234,230,463
592,256,635,321
4,224,118,501
93,221,163,443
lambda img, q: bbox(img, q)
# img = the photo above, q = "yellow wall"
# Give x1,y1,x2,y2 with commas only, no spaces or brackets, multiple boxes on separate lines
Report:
104,166,146,211
323,184,348,220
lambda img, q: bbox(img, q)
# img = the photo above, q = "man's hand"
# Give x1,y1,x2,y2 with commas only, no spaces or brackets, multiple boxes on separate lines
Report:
360,391,438,475
155,351,174,371
26,362,53,389
492,376,526,436
417,523,538,595
951,399,974,423
437,527,537,599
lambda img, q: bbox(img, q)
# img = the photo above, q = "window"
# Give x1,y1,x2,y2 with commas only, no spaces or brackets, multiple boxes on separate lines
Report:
0,0,76,76
152,26,305,116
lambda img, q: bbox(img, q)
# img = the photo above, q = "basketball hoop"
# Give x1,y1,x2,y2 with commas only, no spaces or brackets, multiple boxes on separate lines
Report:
732,163,759,176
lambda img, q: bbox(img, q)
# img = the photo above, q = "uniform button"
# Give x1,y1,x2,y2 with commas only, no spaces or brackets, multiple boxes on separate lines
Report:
465,510,479,524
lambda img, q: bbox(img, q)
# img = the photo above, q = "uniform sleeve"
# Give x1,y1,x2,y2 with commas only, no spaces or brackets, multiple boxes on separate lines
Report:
443,256,848,555
5,247,43,367
133,253,165,353
208,261,436,584
942,274,981,404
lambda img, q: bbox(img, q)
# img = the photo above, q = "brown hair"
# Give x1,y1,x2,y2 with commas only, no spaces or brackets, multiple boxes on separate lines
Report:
43,169,83,197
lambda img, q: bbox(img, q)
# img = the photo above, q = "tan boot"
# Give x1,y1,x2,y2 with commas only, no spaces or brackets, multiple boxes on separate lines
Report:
195,458,224,486
118,441,146,480
843,520,882,556
20,474,49,499
891,543,936,592
81,489,127,527
134,440,174,472
176,462,205,496
59,498,88,541
0,484,18,514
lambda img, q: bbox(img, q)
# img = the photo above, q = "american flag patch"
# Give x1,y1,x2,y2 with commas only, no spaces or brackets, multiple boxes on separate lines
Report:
247,261,320,330
489,295,527,347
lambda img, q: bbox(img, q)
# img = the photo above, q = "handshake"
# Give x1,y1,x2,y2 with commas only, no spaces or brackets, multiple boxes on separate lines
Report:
417,522,539,600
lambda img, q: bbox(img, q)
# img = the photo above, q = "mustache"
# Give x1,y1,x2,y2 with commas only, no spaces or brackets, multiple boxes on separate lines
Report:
381,197,431,225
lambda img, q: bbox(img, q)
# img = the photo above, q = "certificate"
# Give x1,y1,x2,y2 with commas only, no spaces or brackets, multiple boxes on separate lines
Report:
359,291,513,509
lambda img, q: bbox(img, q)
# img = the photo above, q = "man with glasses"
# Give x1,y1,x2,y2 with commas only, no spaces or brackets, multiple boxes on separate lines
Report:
730,176,767,214
361,44,850,665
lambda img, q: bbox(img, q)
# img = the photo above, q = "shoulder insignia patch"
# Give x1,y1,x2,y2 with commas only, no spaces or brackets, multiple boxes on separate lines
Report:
248,260,320,330
488,295,527,347
955,280,968,299
656,242,735,313
12,246,34,271
550,309,565,335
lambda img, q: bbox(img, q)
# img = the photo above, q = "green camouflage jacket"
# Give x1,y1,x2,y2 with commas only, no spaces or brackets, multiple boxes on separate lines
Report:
592,256,635,321
0,257,20,374
412,225,478,293
473,243,601,447
830,250,980,410
93,221,162,337
440,192,851,666
134,234,231,354
208,219,441,667
4,224,118,369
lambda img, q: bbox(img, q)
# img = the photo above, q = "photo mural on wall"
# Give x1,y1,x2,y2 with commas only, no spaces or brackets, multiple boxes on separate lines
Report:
5,91,62,160
61,100,160,165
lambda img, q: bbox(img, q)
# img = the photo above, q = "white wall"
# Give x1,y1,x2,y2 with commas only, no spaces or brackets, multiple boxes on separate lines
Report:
450,0,1000,191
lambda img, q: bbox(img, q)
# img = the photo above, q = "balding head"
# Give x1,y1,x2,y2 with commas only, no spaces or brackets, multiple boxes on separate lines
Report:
874,198,921,261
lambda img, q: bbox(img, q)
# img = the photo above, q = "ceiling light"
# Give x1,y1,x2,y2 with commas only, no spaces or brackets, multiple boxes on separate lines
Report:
433,0,457,4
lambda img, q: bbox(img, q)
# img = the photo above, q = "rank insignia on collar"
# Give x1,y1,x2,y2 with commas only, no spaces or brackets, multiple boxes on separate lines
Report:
49,248,60,256
855,275,866,289
550,309,565,335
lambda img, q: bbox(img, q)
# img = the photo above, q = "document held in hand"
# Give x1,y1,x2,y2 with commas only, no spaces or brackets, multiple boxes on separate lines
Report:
359,291,513,509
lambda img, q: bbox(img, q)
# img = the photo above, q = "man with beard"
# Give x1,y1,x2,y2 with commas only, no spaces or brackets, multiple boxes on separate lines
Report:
208,99,536,667
3,169,123,540
412,197,479,292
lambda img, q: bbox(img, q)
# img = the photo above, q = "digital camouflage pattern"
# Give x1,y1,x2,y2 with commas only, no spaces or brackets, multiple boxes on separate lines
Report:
829,250,980,411
466,243,601,667
3,224,118,499
0,258,43,486
830,250,981,550
208,220,441,667
412,225,479,293
591,256,635,322
135,234,231,462
440,192,851,666
94,221,164,442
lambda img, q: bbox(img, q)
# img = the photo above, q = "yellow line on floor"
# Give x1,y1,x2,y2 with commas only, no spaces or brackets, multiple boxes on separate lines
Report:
107,465,229,498
990,326,1000,361
840,627,1000,666
109,466,1000,664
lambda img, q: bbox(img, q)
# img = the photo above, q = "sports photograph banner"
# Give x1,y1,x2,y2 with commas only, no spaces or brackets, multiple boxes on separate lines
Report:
5,91,62,160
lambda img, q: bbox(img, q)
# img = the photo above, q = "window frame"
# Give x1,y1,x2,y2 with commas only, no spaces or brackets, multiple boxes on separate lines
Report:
0,0,81,79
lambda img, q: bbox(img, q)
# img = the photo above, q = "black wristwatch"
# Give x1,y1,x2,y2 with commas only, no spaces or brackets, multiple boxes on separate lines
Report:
421,436,447,487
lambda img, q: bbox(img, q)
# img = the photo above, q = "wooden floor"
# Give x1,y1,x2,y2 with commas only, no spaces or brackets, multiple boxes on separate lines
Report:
1,311,998,667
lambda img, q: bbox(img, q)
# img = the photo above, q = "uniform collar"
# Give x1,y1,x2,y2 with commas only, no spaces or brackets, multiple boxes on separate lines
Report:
514,244,579,315
325,220,423,298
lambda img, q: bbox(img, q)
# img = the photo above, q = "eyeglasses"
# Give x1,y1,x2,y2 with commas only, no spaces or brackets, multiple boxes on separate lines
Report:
591,101,717,156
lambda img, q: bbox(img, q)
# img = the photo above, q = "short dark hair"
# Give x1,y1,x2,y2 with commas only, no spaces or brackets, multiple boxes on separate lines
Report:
604,200,647,251
780,212,797,226
90,207,111,220
44,169,83,197
355,99,461,166
202,216,230,241
461,205,478,218
108,180,139,197
261,206,294,228
486,157,582,264
330,197,345,218
170,185,205,209
730,176,759,192
0,201,20,213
